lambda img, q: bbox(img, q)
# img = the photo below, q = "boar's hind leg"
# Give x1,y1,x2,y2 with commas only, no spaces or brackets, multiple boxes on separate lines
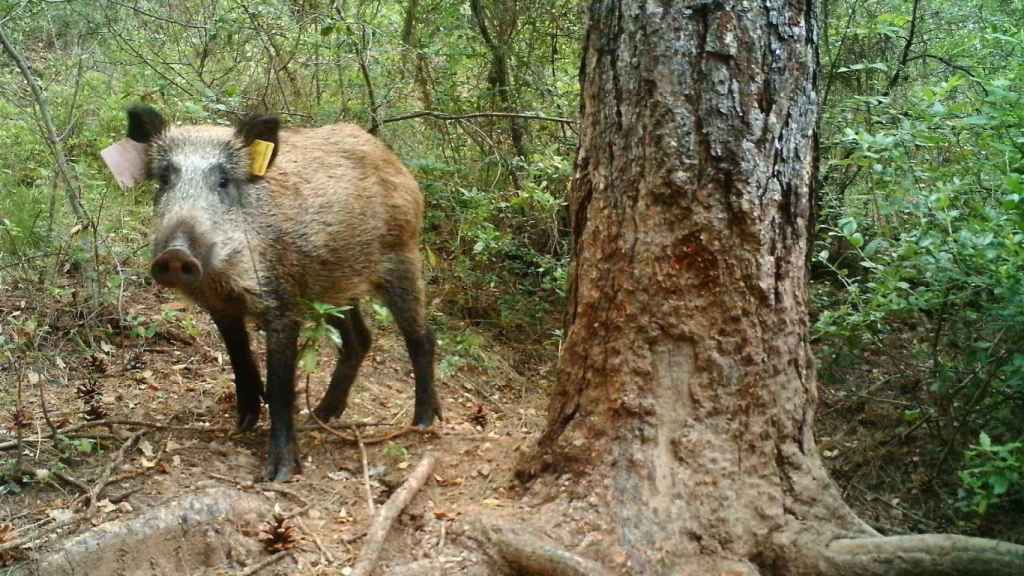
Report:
313,303,371,422
379,254,442,428
212,315,263,432
263,311,301,482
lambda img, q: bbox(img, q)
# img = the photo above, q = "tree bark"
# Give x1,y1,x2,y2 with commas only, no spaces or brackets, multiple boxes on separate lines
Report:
514,1,1024,574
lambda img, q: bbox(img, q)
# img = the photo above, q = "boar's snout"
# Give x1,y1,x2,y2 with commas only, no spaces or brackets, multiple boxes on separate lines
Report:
151,247,203,289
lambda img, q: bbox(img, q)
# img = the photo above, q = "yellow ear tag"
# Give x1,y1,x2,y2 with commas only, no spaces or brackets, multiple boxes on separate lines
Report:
250,139,275,176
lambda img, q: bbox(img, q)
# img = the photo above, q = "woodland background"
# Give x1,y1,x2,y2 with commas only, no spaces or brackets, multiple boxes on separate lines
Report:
0,0,1022,546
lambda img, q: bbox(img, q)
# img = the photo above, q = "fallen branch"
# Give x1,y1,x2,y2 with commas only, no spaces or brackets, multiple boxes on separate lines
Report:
350,453,436,576
316,422,435,445
465,517,613,576
383,110,576,125
304,374,435,447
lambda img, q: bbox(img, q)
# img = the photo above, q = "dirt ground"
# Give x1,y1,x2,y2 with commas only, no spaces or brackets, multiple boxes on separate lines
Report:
1,285,557,575
3,279,1016,574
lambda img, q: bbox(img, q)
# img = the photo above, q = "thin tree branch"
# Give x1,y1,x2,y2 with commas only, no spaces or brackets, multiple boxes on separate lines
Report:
333,1,381,134
886,0,922,93
0,22,89,227
383,110,576,125
107,0,207,30
906,53,988,94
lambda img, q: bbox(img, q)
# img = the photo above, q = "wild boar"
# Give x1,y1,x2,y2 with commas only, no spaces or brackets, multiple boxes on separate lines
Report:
110,105,441,480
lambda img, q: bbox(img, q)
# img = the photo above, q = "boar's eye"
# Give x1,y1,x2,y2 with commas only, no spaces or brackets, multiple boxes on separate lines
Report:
217,174,231,190
157,166,172,188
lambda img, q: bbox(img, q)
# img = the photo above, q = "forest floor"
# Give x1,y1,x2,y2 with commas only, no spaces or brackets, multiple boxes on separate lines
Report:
0,284,561,575
1,282,1016,574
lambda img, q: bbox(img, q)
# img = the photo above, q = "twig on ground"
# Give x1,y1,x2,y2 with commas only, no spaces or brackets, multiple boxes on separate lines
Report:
350,453,436,576
52,470,90,496
0,515,81,554
304,380,434,445
0,429,152,554
107,486,144,504
0,418,230,450
296,516,334,566
355,427,375,518
206,472,311,519
85,430,145,514
236,549,292,575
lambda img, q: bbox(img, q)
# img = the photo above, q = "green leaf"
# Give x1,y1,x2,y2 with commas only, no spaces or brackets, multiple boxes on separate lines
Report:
840,218,858,236
849,233,864,249
863,239,886,257
979,432,992,449
990,475,1009,496
299,345,319,373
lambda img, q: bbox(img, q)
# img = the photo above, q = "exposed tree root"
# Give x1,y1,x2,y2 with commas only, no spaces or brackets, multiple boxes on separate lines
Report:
350,453,436,576
810,534,1024,576
464,517,613,576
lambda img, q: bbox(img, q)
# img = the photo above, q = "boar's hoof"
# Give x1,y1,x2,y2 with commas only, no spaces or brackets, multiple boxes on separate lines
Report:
237,409,261,432
311,400,342,424
412,410,437,430
264,441,300,482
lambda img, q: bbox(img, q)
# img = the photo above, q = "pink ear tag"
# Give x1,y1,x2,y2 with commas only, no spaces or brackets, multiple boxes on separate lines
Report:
100,138,148,189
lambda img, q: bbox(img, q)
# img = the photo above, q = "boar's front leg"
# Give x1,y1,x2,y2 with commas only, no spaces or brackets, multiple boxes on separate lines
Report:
212,315,263,432
263,310,301,481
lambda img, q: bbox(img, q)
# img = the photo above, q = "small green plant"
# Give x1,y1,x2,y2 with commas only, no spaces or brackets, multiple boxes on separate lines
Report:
297,302,349,374
125,314,158,342
382,442,408,462
958,432,1024,516
160,309,202,340
437,328,488,379
369,302,392,326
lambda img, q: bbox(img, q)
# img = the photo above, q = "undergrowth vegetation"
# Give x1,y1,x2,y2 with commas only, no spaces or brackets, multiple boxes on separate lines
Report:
814,0,1024,536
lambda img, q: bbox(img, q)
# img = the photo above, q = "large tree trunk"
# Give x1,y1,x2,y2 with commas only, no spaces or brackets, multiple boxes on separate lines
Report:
500,1,1024,575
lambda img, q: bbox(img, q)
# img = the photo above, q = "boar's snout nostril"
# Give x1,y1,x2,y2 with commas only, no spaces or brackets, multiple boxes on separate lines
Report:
151,248,203,289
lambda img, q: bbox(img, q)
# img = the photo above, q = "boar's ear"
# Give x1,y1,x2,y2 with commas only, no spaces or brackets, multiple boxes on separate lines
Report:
236,115,280,175
101,105,162,189
126,105,166,143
